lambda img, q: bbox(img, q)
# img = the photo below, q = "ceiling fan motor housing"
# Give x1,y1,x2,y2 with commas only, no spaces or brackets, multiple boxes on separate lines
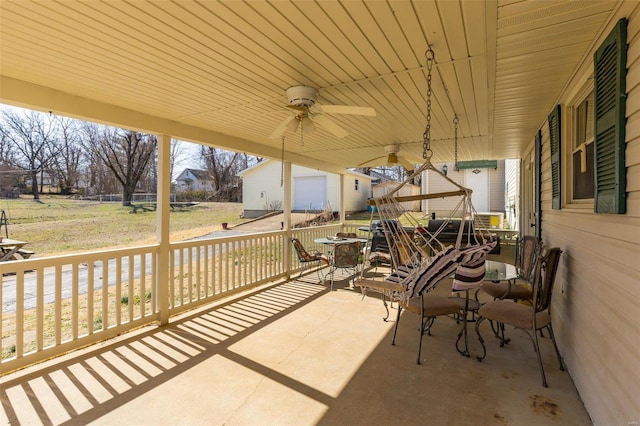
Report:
287,86,318,107
384,144,401,154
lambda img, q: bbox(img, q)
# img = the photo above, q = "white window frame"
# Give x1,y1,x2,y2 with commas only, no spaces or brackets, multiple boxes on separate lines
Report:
565,80,595,209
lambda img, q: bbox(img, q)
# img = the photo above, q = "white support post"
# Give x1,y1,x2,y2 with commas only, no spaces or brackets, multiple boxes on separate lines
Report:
339,174,346,224
156,134,171,324
283,161,292,279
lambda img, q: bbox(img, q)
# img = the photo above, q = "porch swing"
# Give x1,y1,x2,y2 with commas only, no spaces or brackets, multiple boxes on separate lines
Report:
353,48,497,362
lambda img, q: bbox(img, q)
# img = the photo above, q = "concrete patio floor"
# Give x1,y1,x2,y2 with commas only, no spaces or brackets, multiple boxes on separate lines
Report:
1,248,591,425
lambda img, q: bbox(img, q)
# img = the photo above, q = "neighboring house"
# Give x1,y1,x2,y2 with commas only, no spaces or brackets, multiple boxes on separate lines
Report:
372,181,421,211
238,160,373,218
422,160,508,228
368,170,395,186
175,168,213,192
24,170,56,187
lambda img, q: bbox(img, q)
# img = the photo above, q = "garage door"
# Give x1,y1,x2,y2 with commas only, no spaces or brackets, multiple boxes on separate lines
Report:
294,176,327,211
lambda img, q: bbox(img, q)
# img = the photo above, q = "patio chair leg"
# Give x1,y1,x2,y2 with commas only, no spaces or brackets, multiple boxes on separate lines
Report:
297,263,307,278
546,324,565,371
329,267,335,291
391,306,402,346
475,317,487,361
417,316,426,365
423,317,435,336
381,294,390,322
315,261,325,281
497,322,510,346
531,329,548,387
456,309,471,357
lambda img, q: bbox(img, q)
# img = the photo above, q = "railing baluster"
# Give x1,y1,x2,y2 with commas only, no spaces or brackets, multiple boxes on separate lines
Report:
102,259,109,330
128,254,134,321
139,253,145,319
72,263,79,339
16,270,24,358
36,270,44,351
88,261,94,335
115,257,122,326
55,265,62,345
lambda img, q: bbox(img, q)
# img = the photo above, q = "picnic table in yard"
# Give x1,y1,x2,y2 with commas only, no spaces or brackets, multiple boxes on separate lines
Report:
129,202,198,213
0,238,34,261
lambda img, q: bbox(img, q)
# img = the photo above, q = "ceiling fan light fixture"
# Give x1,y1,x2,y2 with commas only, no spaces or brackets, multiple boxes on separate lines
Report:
387,153,398,165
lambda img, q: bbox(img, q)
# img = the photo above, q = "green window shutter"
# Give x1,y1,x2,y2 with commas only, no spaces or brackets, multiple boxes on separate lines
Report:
594,18,627,214
535,130,542,240
548,105,561,210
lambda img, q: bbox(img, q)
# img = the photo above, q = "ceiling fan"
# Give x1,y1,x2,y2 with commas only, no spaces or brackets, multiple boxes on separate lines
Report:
357,144,416,170
269,86,376,141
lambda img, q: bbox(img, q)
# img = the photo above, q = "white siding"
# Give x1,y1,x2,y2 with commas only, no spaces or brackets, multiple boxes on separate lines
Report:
373,181,420,211
242,161,285,212
489,160,506,212
523,5,640,424
505,159,519,230
343,174,371,212
422,165,466,218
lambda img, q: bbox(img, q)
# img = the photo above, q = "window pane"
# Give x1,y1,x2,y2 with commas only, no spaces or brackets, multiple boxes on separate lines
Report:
575,91,594,148
573,143,594,199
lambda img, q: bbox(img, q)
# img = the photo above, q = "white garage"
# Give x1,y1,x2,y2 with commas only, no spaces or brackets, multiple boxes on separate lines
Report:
237,160,372,218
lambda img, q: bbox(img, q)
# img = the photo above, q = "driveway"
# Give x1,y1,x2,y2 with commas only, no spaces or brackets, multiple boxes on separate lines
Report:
230,212,319,232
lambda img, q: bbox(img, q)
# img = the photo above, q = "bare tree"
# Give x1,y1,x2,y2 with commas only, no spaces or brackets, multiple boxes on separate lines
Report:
50,116,83,195
0,109,58,200
83,124,157,206
201,146,239,193
170,139,191,182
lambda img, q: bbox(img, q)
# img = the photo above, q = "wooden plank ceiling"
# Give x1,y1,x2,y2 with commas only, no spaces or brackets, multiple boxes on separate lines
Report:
0,0,618,172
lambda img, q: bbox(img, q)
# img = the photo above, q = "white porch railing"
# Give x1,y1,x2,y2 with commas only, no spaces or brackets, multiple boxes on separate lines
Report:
0,223,355,374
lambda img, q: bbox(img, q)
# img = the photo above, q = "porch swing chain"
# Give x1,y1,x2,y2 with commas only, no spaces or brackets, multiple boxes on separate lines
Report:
454,115,459,171
422,48,435,160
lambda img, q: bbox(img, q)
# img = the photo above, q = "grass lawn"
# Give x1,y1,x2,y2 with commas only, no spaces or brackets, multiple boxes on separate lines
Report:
0,195,248,257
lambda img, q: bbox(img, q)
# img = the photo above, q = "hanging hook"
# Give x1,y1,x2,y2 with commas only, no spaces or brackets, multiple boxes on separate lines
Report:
425,48,435,63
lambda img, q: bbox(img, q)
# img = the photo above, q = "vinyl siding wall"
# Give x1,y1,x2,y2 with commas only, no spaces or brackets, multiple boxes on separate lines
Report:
341,174,372,212
489,160,506,212
505,160,519,230
525,4,640,424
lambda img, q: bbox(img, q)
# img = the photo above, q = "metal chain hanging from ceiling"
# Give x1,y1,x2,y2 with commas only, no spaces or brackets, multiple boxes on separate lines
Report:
422,48,435,160
453,115,459,171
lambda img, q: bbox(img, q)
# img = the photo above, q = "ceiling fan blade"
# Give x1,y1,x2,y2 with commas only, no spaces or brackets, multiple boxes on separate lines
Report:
357,155,387,167
269,115,297,139
318,104,376,116
311,114,349,138
286,104,307,112
398,156,416,171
